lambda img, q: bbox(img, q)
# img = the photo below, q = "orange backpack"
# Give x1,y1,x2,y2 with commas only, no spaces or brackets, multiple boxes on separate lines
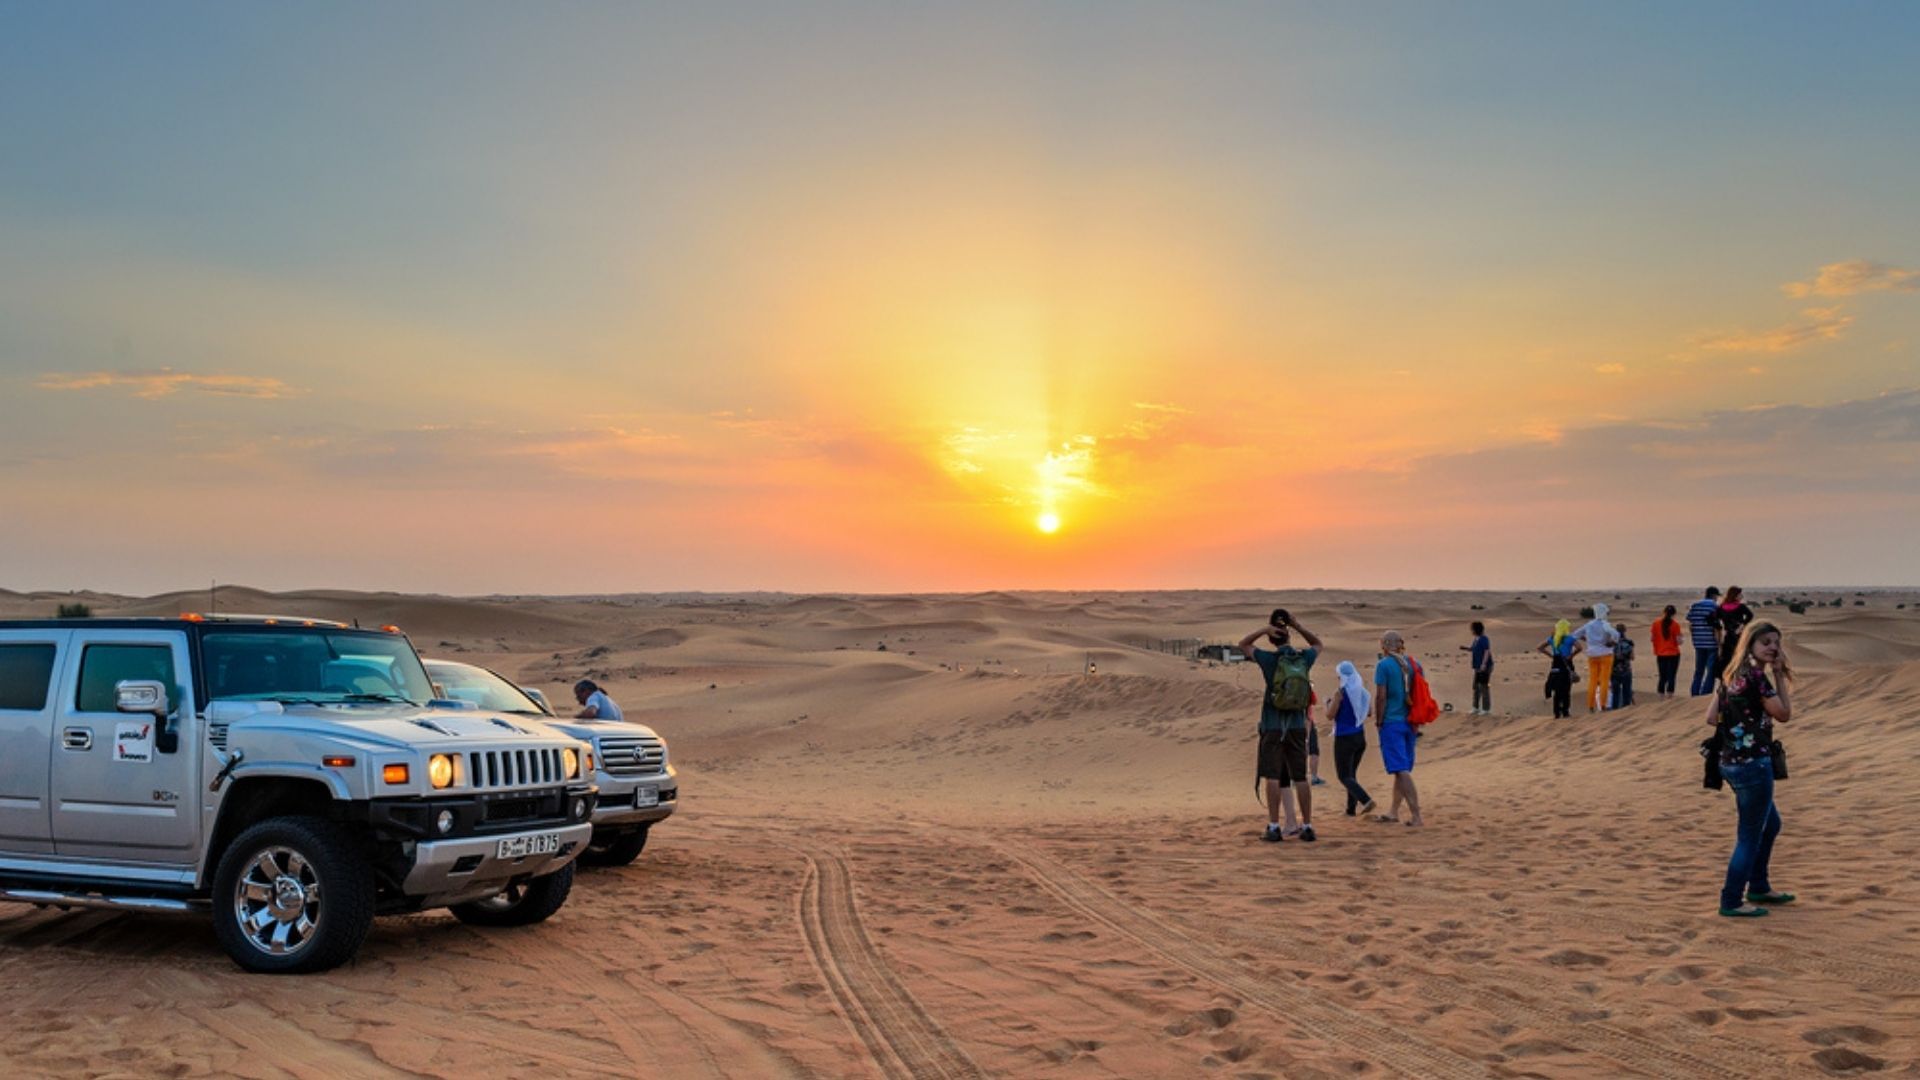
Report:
1406,658,1441,726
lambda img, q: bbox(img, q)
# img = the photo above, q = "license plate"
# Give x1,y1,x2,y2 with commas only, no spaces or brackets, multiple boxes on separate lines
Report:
633,786,659,808
496,832,560,860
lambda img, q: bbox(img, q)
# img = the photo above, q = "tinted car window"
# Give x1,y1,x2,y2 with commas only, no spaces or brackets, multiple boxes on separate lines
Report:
425,662,548,714
201,630,434,703
0,644,57,711
76,644,176,713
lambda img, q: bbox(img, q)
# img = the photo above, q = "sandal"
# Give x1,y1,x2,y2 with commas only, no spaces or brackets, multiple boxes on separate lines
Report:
1746,891,1796,905
1718,905,1770,918
1370,814,1399,823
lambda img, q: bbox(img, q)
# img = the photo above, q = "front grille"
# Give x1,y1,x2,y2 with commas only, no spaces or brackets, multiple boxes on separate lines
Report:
466,747,567,790
484,797,541,823
596,734,666,777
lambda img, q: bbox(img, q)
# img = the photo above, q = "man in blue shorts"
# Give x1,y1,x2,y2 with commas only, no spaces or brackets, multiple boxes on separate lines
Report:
1373,631,1425,827
1238,609,1324,843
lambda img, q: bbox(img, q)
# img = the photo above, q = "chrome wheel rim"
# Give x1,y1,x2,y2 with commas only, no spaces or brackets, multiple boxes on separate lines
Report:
233,845,322,956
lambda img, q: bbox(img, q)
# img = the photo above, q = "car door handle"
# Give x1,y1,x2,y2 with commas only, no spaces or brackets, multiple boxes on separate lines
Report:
61,727,93,751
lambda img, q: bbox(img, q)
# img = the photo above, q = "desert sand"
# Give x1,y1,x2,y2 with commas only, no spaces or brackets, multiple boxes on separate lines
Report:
1,586,1916,1078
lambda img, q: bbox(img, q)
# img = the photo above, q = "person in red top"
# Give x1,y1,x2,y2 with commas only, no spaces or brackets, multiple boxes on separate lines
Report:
1650,605,1685,698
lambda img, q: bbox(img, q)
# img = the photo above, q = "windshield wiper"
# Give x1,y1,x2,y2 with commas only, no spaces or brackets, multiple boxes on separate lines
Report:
342,692,417,705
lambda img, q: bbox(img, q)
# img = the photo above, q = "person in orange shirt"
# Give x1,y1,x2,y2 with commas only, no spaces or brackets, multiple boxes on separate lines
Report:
1650,604,1685,698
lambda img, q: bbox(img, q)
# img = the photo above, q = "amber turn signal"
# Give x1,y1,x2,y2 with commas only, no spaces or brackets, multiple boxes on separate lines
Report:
382,763,410,784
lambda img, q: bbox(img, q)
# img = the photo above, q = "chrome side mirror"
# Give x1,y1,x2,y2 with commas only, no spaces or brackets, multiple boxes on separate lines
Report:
521,687,553,715
116,679,170,718
116,680,178,753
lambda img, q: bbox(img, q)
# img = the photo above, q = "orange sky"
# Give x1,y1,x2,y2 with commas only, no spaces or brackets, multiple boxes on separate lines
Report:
2,6,1918,592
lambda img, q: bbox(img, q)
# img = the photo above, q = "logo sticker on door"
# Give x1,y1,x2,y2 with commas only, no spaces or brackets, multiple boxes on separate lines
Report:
115,722,154,763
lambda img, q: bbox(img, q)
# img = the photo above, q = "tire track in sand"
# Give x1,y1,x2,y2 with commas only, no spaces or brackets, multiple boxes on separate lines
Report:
991,841,1494,1080
797,848,985,1080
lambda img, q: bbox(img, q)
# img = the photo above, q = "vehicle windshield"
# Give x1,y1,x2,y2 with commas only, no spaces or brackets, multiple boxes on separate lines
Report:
203,629,436,705
424,661,549,716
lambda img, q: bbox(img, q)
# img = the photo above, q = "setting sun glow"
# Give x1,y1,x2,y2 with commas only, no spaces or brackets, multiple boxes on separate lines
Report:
1036,512,1061,535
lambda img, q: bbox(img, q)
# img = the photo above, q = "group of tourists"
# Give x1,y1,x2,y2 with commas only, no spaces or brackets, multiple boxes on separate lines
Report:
1238,610,1426,844
1524,586,1758,719
1236,591,1794,920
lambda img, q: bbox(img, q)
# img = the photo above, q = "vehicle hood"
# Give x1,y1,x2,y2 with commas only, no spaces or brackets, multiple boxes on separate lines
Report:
212,701,577,751
540,718,664,744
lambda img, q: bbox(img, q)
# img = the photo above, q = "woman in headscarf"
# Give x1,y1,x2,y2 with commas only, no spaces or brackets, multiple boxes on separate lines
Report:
1536,619,1577,718
1323,660,1377,817
1574,603,1621,713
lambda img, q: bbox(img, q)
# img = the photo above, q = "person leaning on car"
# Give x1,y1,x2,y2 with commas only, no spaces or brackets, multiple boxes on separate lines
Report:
574,679,624,721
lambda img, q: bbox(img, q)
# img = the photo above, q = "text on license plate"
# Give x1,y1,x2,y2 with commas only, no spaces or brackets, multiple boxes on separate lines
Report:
634,786,659,808
496,833,560,859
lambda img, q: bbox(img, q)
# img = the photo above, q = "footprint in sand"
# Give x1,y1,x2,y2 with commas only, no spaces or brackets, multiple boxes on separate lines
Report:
1803,1026,1891,1047
1810,1047,1887,1074
1544,949,1610,969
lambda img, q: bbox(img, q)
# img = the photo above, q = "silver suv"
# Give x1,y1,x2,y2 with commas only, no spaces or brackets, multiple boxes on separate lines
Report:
0,616,597,973
424,659,676,867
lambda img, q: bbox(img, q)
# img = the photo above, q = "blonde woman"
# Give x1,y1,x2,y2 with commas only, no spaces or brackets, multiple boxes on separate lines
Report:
1371,631,1424,827
1707,621,1794,917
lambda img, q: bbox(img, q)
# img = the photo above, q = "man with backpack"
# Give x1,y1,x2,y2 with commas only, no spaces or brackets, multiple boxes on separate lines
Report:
1238,609,1324,843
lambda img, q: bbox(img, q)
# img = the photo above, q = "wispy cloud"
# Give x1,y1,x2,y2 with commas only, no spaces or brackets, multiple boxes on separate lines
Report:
1692,308,1852,354
1782,259,1920,299
36,368,301,400
1368,389,1920,503
1594,363,1627,375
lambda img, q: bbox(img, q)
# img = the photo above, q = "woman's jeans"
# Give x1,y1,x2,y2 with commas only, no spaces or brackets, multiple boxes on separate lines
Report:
1656,654,1681,695
1691,647,1720,696
1720,758,1781,910
1333,733,1371,813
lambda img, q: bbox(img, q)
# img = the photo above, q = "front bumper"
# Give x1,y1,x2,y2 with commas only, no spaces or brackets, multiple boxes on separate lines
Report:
402,822,594,905
590,769,678,829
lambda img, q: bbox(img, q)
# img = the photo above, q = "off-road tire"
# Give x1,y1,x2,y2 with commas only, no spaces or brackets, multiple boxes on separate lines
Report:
211,816,375,975
578,825,649,868
449,862,575,927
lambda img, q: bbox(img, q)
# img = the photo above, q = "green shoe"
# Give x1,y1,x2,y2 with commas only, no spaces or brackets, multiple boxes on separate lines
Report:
1718,905,1770,918
1746,891,1795,905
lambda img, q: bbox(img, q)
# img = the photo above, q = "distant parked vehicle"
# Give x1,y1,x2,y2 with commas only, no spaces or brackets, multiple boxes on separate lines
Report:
0,616,596,973
424,659,676,867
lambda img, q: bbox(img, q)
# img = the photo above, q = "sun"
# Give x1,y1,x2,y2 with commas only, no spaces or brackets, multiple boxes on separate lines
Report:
1035,511,1061,534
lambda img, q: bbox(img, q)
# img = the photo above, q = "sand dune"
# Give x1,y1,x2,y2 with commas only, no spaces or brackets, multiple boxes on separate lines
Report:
2,587,1916,1076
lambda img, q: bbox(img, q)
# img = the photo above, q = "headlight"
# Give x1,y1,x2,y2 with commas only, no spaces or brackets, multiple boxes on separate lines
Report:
564,747,580,779
428,753,455,789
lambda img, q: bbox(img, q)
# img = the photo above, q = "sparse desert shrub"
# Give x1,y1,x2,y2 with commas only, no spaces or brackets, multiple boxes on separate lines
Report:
56,602,91,618
1788,602,1810,615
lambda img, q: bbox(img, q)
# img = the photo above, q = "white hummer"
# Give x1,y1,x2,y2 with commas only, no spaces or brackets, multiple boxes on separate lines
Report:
0,615,597,973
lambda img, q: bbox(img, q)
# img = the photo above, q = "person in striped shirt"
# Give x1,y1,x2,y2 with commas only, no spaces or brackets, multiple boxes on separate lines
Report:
1688,586,1723,696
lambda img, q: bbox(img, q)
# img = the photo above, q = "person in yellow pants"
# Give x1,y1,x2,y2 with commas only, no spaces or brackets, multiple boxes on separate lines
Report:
1573,603,1621,712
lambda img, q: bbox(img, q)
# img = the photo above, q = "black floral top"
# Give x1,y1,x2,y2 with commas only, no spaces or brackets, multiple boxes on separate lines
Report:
1716,670,1776,767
